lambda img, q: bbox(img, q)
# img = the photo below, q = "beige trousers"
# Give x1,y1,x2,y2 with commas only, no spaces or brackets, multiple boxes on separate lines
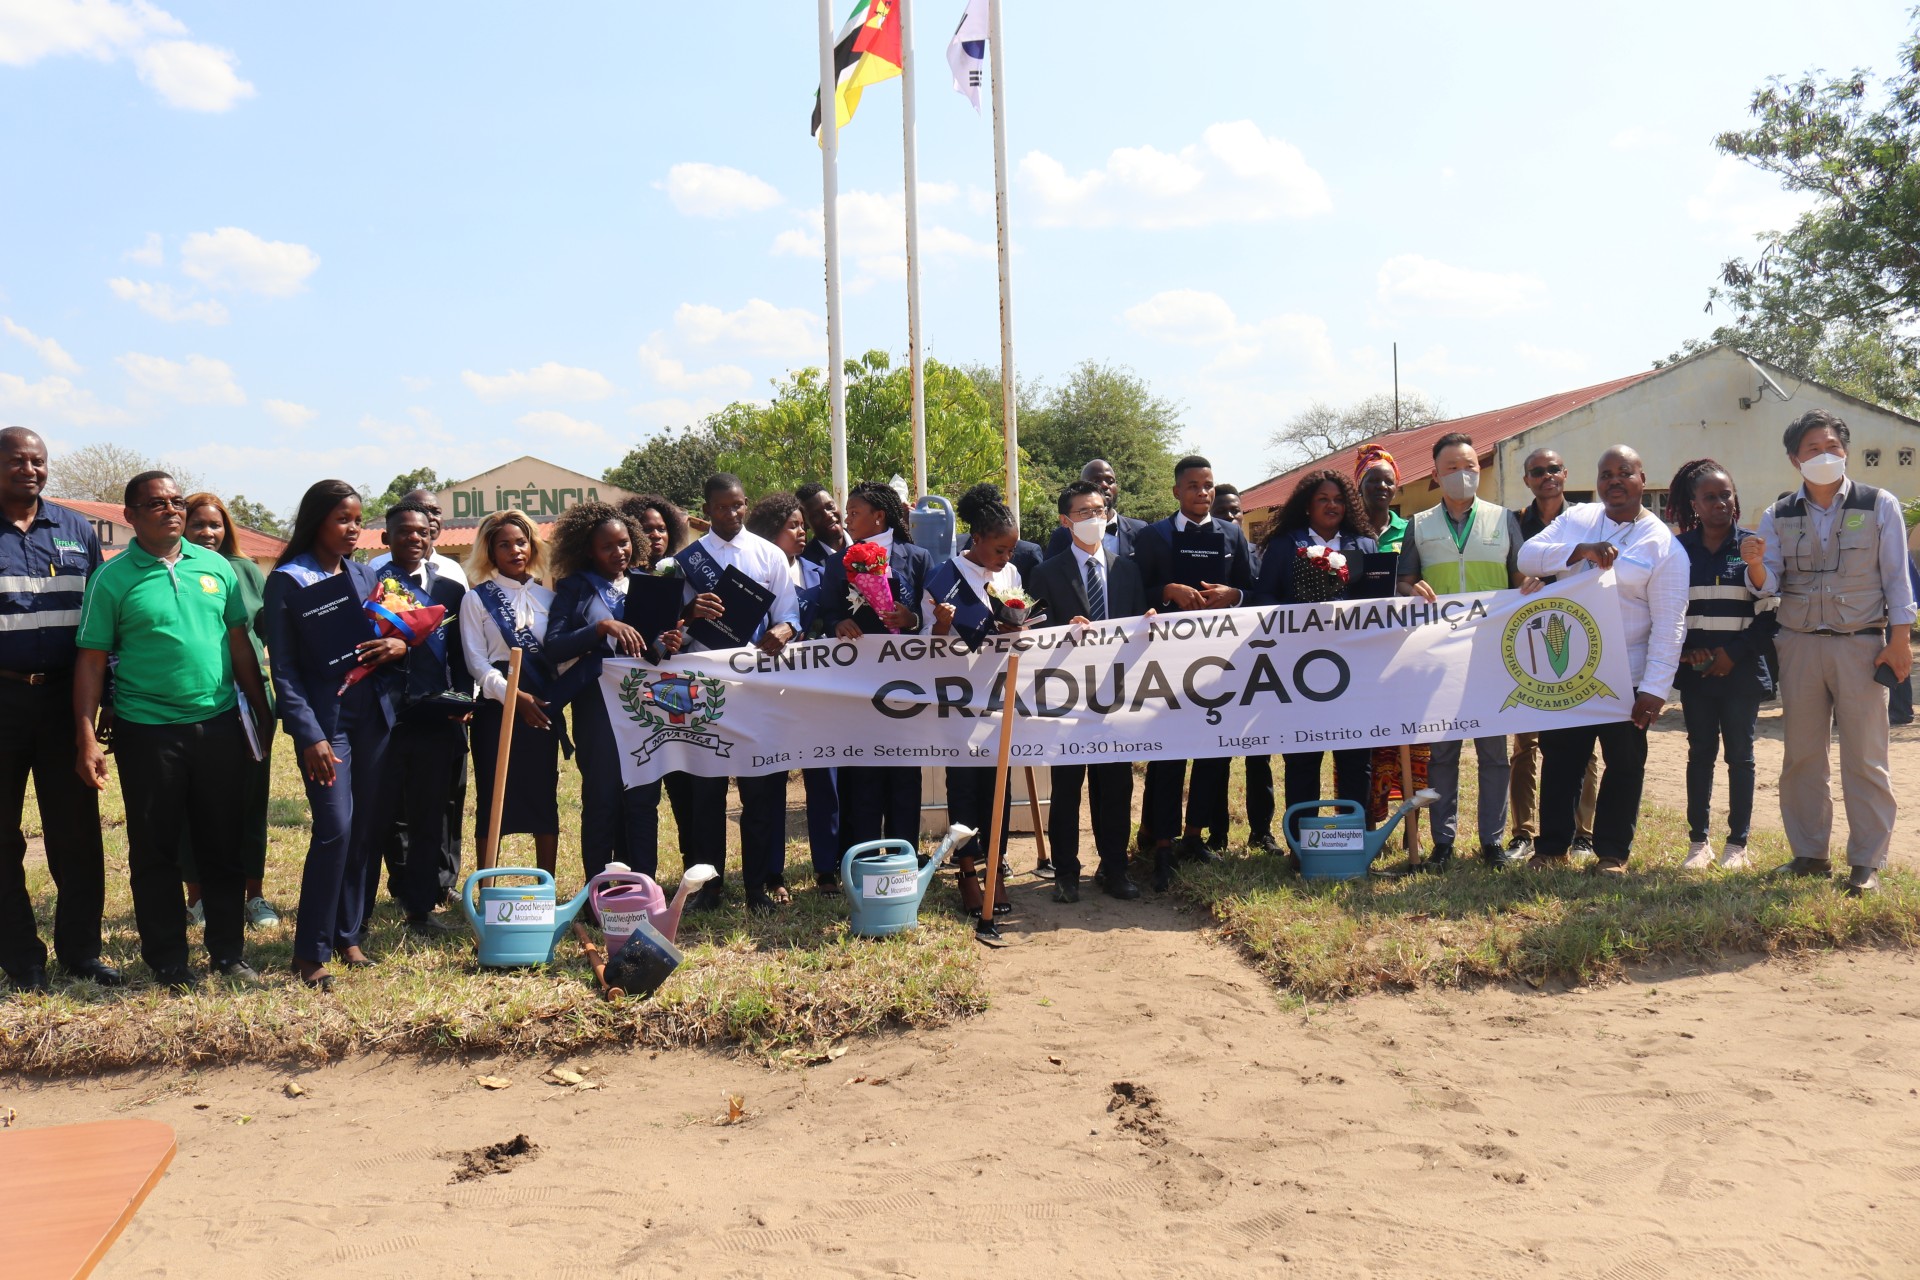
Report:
1776,629,1896,867
1509,732,1600,841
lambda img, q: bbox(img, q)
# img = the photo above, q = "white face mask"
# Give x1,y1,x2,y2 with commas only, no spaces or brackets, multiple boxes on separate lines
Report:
1799,452,1846,486
1439,470,1479,502
1071,516,1106,549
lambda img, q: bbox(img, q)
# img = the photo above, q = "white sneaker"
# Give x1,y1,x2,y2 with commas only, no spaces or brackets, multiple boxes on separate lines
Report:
245,897,282,928
186,900,204,926
1682,840,1715,870
1718,843,1752,871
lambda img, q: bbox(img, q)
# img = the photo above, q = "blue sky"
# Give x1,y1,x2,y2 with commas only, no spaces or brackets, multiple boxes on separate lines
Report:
1,1,1912,514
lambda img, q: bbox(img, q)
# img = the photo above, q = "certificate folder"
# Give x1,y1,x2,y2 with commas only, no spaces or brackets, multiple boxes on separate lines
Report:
685,564,775,652
1169,524,1227,591
285,571,371,681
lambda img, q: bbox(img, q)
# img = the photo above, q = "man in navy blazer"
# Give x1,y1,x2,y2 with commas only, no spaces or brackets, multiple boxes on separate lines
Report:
1027,481,1154,901
1043,459,1149,561
367,501,470,930
1131,456,1254,890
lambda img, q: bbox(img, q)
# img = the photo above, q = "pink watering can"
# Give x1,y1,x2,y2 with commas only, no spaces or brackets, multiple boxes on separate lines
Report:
588,862,717,950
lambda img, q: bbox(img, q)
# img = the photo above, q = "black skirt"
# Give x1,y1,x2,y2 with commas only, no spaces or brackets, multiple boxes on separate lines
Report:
472,696,563,843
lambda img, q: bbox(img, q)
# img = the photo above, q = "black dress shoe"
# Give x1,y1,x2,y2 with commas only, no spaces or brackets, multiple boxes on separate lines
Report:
1248,833,1282,856
745,893,779,915
1103,874,1142,901
1177,836,1218,864
9,964,51,994
1051,877,1080,904
1846,865,1879,896
151,965,199,993
1774,856,1833,880
405,913,460,937
1152,850,1173,893
815,872,840,891
689,881,725,912
1480,843,1513,868
1034,860,1055,881
63,958,126,986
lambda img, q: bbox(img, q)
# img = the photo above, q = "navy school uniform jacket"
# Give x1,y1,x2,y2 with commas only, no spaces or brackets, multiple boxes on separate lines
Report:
262,559,401,751
1250,527,1379,607
819,539,934,634
1026,545,1150,623
1132,516,1255,611
956,532,1043,582
796,555,827,639
391,564,469,719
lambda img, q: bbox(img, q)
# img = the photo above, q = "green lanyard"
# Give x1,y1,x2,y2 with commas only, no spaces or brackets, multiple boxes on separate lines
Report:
1444,505,1476,554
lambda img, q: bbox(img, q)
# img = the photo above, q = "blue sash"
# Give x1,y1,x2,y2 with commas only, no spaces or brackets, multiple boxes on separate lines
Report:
925,559,992,647
475,579,553,696
678,542,723,594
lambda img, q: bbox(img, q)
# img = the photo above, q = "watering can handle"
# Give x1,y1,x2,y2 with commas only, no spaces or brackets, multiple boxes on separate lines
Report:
1281,799,1366,826
839,838,917,891
458,866,555,927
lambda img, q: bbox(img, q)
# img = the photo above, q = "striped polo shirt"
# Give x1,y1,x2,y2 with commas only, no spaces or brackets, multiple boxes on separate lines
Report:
1676,524,1775,697
0,498,103,674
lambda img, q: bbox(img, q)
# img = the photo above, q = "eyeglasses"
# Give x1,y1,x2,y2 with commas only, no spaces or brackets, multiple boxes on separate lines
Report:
137,497,189,513
1527,464,1565,478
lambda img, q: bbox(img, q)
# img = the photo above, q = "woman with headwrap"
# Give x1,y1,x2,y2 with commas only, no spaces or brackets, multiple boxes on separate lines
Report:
1352,444,1427,858
1354,445,1408,554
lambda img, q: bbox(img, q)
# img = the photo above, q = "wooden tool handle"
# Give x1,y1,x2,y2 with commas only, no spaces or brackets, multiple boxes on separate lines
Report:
479,647,524,871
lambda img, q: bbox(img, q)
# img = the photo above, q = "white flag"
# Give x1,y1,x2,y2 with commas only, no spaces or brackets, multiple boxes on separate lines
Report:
947,0,988,111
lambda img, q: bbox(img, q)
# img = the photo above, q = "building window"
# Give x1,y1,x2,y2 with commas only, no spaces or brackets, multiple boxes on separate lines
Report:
1865,448,1882,467
1902,447,1915,467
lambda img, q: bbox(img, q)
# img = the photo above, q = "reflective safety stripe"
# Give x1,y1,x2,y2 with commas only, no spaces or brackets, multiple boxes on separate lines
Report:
0,608,80,631
1688,584,1754,601
0,573,88,593
1686,616,1750,632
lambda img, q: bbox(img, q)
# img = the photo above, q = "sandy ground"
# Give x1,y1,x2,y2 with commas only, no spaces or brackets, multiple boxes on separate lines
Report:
9,707,1918,1278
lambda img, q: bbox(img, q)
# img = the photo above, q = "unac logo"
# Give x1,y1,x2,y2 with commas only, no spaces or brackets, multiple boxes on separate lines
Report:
618,668,733,765
199,574,219,594
1501,597,1615,712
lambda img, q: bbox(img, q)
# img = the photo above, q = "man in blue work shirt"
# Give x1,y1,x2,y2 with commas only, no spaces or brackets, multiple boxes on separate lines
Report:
0,426,118,994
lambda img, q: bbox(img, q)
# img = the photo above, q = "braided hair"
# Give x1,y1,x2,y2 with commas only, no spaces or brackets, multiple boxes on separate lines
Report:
849,480,914,544
1667,458,1737,533
956,482,1017,538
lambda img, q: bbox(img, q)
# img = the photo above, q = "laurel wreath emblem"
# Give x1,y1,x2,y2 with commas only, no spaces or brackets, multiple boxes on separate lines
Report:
619,669,727,730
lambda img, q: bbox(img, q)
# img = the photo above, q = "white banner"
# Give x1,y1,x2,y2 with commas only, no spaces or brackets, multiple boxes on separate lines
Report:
603,570,1635,786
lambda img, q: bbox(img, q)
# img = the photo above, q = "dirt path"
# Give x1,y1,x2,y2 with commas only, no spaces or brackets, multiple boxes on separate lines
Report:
10,872,1920,1279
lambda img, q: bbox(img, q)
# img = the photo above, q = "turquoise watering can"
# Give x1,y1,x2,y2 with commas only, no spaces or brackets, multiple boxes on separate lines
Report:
1283,788,1440,881
840,823,976,937
460,867,591,967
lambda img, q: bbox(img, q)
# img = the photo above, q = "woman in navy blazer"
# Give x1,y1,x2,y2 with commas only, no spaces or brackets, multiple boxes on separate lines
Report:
820,482,933,855
543,502,678,881
262,480,407,990
1251,469,1379,854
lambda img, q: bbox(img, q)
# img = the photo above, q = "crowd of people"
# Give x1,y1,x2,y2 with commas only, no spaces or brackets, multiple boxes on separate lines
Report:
0,406,1912,993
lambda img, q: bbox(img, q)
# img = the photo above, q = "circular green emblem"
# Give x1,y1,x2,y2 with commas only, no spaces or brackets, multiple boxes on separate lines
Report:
1501,597,1616,712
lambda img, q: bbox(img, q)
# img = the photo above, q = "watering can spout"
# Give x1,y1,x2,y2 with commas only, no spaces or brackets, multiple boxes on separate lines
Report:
917,823,978,901
1375,787,1441,844
657,864,717,944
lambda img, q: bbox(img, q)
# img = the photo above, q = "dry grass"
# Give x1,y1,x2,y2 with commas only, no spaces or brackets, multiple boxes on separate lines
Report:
1,749,985,1075
1173,757,1920,999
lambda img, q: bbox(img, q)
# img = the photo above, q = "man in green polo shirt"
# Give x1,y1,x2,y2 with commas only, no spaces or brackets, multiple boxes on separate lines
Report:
72,470,270,991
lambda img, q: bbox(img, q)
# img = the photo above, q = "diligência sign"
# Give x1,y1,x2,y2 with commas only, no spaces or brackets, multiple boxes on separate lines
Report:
447,484,606,520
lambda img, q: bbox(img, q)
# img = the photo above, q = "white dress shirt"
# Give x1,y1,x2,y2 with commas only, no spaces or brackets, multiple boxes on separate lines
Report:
681,527,801,646
369,548,468,587
459,573,554,703
923,554,1022,622
1070,541,1111,618
1516,502,1689,699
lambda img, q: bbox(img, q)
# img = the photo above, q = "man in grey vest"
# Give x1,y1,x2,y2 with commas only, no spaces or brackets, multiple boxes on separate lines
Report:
1748,409,1915,895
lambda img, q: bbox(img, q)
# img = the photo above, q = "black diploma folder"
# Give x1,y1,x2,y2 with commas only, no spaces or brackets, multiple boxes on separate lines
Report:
286,571,372,680
685,564,776,652
1169,524,1228,591
624,571,686,641
1353,552,1401,599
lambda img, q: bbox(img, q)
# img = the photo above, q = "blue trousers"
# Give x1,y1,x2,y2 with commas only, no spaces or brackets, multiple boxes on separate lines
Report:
802,767,840,876
1681,687,1761,844
572,688,661,881
294,698,390,964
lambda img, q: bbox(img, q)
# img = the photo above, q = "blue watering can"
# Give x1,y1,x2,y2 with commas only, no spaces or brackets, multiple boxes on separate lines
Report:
840,822,976,937
1283,788,1440,881
911,495,956,562
460,867,591,967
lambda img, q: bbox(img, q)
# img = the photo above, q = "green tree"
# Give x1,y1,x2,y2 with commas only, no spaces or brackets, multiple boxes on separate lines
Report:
226,494,288,539
1018,360,1186,527
1700,13,1920,414
361,467,443,524
603,421,738,510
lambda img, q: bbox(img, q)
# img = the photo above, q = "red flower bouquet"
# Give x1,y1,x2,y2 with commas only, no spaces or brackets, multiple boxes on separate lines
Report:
337,575,447,694
1289,544,1350,604
985,581,1039,629
843,541,900,632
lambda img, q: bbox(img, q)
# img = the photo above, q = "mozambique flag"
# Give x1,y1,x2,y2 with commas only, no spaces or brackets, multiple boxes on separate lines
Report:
810,0,903,141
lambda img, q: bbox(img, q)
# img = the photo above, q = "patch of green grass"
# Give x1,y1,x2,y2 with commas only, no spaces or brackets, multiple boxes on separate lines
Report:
1,745,985,1075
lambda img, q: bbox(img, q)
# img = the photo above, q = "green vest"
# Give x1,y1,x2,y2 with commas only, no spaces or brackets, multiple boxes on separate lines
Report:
1412,499,1510,596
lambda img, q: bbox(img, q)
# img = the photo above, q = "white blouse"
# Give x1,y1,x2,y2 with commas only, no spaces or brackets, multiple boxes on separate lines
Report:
459,574,556,704
923,557,1024,622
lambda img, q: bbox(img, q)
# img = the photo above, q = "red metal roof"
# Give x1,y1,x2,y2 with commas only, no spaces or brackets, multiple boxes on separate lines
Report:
1239,365,1665,511
55,498,289,561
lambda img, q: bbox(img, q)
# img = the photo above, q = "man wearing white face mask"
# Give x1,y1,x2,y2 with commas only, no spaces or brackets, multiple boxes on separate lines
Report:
1395,432,1534,871
1750,409,1915,895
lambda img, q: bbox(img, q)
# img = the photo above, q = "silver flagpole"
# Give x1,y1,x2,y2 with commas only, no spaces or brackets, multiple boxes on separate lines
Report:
900,0,927,499
818,0,849,509
987,0,1017,516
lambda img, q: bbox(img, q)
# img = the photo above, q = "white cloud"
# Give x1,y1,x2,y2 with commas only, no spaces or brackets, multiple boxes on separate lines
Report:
1375,254,1548,319
1402,345,1484,379
1686,155,1812,244
461,361,614,403
636,342,753,394
772,188,995,285
1610,126,1672,151
660,162,783,217
628,398,736,432
672,299,821,360
180,227,319,296
1121,290,1338,376
399,374,433,392
515,410,612,444
108,277,230,325
1020,120,1332,230
262,398,316,427
131,37,251,110
124,231,164,265
0,372,129,425
117,351,245,405
1121,290,1244,346
1,317,81,375
1515,342,1590,375
0,2,252,112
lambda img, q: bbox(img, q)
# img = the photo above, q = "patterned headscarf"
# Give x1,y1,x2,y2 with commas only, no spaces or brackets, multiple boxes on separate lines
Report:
1354,444,1399,485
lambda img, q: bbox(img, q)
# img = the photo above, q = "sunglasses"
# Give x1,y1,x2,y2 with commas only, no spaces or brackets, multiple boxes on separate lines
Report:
1527,464,1565,478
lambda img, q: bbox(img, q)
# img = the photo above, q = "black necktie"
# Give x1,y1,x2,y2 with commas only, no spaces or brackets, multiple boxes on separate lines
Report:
1084,556,1106,622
